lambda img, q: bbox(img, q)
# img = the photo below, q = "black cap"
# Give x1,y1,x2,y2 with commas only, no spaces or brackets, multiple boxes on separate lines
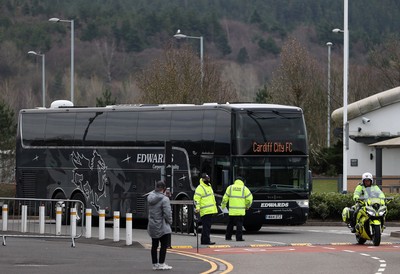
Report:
201,173,210,180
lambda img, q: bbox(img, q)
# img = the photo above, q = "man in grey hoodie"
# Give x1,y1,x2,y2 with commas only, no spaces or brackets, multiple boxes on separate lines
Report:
147,181,173,270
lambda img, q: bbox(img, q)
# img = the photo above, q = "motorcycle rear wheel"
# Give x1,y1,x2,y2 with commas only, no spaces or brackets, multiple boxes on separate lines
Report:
372,225,381,246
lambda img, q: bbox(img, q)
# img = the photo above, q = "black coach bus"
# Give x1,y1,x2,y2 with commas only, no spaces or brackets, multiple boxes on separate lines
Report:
16,101,310,231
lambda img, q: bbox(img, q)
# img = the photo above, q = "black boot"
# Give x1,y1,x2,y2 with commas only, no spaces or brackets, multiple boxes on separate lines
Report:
349,219,356,233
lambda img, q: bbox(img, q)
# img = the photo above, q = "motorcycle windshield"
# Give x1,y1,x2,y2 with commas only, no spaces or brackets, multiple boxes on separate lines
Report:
364,187,384,198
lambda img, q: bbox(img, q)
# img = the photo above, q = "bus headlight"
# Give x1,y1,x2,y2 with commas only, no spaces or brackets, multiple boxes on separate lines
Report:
296,200,309,208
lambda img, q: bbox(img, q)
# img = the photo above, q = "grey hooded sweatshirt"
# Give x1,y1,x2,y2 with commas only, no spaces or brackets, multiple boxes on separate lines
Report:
147,190,172,239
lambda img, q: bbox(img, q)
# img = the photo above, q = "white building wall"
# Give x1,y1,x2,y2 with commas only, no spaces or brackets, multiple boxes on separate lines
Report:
347,103,400,177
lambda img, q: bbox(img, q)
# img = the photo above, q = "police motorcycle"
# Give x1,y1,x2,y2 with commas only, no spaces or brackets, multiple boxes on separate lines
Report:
342,187,392,246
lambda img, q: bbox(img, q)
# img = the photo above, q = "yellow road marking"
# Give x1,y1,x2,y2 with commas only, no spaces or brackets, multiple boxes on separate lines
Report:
331,242,352,245
169,249,234,274
291,243,313,246
250,244,272,247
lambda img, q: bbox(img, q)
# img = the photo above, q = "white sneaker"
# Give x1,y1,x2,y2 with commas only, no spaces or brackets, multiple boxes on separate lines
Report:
152,264,160,270
158,263,172,270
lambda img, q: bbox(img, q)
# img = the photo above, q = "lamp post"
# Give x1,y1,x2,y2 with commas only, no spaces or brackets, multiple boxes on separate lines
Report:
28,51,46,107
173,29,204,87
333,0,349,192
49,17,74,104
326,42,333,148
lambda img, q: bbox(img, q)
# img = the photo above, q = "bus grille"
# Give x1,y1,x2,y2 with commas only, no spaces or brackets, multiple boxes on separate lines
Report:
21,171,37,198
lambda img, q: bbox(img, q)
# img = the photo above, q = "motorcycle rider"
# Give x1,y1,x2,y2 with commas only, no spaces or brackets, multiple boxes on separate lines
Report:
349,172,385,233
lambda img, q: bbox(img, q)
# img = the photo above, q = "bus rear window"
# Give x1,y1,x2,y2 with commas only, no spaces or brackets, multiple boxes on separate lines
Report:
21,113,46,147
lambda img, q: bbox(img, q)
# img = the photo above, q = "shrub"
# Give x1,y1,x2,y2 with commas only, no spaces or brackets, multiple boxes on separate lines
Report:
309,192,400,221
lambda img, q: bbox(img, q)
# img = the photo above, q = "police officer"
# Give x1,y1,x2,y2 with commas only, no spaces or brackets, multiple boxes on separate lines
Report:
349,172,385,233
221,176,253,241
193,173,218,245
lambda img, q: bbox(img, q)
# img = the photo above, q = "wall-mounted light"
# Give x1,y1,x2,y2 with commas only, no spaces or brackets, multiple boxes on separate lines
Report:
362,117,371,124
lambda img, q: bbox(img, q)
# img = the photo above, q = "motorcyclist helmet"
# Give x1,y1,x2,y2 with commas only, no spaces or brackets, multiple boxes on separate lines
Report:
362,172,373,187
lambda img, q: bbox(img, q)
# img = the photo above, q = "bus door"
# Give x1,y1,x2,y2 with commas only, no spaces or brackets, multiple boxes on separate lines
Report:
164,141,172,191
200,155,229,195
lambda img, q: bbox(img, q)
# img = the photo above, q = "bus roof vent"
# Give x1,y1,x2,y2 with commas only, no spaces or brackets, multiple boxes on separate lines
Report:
203,103,219,106
50,100,74,108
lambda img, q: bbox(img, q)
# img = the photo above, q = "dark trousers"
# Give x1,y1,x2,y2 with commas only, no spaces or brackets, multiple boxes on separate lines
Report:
226,216,244,240
201,214,213,244
151,233,170,264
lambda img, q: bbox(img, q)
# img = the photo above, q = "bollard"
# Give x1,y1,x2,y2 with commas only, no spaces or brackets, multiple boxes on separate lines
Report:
56,206,62,235
99,209,105,240
2,204,8,231
39,205,45,234
21,205,27,233
126,213,132,246
70,208,77,238
85,208,92,239
113,211,120,242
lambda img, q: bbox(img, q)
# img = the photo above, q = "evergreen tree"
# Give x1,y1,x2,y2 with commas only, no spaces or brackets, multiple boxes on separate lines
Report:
255,84,271,103
96,89,117,107
237,47,249,64
0,99,16,183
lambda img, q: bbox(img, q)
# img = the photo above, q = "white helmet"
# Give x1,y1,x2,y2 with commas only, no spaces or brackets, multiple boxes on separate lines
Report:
362,172,374,185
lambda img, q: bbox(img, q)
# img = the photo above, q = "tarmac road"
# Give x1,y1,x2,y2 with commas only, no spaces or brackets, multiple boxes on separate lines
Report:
1,223,400,274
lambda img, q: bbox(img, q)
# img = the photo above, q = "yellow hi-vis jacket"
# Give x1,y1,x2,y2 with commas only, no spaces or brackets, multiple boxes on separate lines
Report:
193,178,218,217
221,179,253,216
353,183,385,201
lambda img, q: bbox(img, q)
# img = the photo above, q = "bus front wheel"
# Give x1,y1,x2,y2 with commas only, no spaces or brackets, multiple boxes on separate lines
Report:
71,192,86,225
175,197,194,233
52,192,67,224
244,223,262,232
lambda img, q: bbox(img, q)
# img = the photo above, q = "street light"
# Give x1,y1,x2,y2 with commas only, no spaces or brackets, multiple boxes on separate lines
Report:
28,51,46,107
49,17,74,104
173,29,204,87
326,42,333,148
332,0,349,192
332,28,344,33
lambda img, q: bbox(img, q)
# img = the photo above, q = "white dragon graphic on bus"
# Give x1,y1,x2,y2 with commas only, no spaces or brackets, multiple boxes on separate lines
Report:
71,150,107,211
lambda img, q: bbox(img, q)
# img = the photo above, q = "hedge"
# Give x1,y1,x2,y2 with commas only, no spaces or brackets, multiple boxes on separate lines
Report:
309,192,400,221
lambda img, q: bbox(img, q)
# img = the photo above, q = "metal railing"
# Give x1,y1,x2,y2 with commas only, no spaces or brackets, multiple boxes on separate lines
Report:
0,197,84,247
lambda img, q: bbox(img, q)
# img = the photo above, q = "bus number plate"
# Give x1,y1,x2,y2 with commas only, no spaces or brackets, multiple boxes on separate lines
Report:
266,214,282,220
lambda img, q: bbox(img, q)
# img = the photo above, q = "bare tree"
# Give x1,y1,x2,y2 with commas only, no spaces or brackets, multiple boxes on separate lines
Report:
268,37,326,147
136,43,237,104
368,35,400,91
95,39,116,84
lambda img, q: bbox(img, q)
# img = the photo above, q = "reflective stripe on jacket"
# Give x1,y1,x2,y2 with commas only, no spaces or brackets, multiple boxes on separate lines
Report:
193,178,218,217
221,179,253,216
353,183,385,201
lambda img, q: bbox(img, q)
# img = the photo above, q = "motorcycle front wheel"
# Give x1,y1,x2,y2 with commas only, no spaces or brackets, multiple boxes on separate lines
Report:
372,225,381,246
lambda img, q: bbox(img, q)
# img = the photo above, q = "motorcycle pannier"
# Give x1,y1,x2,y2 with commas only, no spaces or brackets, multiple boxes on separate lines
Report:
342,207,350,223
